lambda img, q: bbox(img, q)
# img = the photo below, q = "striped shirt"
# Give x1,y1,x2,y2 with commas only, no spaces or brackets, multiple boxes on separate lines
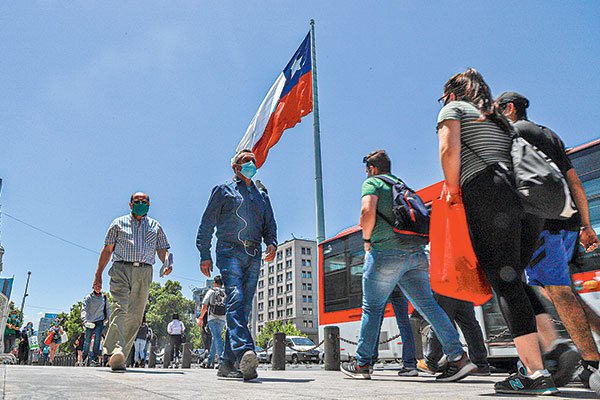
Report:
437,101,513,186
104,214,170,265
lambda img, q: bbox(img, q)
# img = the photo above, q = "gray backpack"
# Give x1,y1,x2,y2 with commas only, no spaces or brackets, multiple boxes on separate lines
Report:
209,288,226,316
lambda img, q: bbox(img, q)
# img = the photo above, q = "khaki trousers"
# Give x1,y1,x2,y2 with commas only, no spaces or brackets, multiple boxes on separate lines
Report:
103,261,152,358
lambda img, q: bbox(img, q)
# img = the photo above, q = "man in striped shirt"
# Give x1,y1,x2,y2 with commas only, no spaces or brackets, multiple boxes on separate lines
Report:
93,191,172,371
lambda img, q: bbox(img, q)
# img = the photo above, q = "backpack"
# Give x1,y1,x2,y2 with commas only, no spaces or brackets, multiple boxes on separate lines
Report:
209,288,226,316
463,130,577,220
510,133,577,220
373,175,430,239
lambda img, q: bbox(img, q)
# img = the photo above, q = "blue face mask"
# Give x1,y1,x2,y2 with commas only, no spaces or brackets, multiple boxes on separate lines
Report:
239,161,257,179
132,201,149,217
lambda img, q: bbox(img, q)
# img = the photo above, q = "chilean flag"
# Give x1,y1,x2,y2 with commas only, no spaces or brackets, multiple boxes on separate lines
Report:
236,33,313,168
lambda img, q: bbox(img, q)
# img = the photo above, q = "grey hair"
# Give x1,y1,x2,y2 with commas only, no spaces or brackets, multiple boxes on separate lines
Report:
231,149,254,166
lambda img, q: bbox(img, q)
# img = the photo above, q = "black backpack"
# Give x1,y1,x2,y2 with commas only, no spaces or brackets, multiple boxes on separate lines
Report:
209,288,226,316
373,175,430,239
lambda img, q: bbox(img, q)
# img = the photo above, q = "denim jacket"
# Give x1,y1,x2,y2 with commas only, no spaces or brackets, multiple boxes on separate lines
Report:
196,177,277,262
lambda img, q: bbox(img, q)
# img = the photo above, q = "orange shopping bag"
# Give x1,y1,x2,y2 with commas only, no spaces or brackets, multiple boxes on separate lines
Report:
429,186,492,306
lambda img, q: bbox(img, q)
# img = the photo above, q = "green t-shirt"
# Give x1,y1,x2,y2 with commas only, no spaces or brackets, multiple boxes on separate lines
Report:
5,316,20,335
361,174,426,251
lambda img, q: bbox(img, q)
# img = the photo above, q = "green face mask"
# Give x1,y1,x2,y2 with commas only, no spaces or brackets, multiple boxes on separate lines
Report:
132,201,149,217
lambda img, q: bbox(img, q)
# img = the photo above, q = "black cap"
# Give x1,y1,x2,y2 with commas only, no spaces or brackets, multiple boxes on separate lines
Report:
496,91,530,108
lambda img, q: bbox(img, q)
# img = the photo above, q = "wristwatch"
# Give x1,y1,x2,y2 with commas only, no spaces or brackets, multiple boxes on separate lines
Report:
363,238,371,243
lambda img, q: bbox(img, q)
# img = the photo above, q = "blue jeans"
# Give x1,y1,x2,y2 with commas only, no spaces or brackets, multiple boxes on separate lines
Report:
207,318,226,366
356,248,463,366
388,287,416,369
216,241,261,365
134,338,146,363
83,321,104,362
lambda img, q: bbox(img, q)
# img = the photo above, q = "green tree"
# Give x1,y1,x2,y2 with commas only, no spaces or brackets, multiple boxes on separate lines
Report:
255,320,305,348
145,280,199,349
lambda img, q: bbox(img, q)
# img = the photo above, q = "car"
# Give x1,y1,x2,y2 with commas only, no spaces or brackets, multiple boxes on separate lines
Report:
266,336,320,364
256,346,268,363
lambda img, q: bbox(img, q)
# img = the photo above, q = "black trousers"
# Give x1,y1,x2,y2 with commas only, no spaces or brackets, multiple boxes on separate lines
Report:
169,334,182,359
425,294,488,368
462,165,546,338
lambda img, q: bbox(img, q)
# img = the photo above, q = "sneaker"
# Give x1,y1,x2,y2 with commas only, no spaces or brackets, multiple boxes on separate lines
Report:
341,361,371,380
239,351,259,381
397,367,419,377
108,351,126,371
588,369,600,394
435,353,476,382
544,342,580,387
217,363,243,380
494,369,558,395
578,360,597,389
417,359,436,375
471,366,491,376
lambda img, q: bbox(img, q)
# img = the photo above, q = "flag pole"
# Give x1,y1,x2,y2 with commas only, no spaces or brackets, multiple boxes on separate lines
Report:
310,19,326,244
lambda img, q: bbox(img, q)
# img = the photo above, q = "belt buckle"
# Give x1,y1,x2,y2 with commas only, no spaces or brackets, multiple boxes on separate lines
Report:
133,262,141,267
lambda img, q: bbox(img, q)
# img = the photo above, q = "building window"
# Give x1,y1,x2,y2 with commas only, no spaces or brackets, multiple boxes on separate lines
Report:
302,295,307,303
277,251,283,261
268,300,274,308
307,271,312,279
258,315,263,322
303,320,308,328
301,259,307,267
309,320,313,328
285,248,292,258
286,295,293,304
277,274,283,283
268,289,274,297
308,308,313,315
302,283,307,291
258,302,264,311
307,283,312,291
302,308,307,315
301,247,306,255
268,265,274,274
306,259,312,267
258,281,264,289
308,295,313,303
277,262,283,271
287,308,293,317
268,312,274,320
277,286,283,294
286,260,292,268
277,310,284,318
258,292,264,300
268,277,274,285
286,271,292,280
260,269,264,277
277,298,283,306
306,248,311,255
286,283,293,292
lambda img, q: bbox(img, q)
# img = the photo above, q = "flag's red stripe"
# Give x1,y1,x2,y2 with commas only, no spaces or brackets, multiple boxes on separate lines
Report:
252,72,313,168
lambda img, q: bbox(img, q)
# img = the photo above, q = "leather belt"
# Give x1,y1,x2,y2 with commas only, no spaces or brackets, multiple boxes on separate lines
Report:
120,261,152,267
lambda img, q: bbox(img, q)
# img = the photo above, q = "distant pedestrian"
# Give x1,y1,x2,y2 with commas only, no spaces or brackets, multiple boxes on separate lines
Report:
17,325,31,365
74,332,85,366
143,326,153,364
167,313,185,362
498,91,600,390
4,309,21,353
47,320,63,365
81,287,110,366
437,68,557,394
199,275,227,368
196,149,277,381
92,192,172,371
341,150,475,381
134,317,149,368
42,345,49,365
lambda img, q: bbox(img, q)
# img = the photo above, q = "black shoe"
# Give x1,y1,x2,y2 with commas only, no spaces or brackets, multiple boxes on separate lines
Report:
217,363,243,380
578,360,598,389
544,342,580,387
397,367,419,377
494,369,558,395
435,353,476,382
239,351,259,381
341,361,371,380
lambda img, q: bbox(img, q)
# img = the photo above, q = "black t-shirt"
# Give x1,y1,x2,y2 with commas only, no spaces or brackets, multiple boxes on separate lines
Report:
513,119,581,232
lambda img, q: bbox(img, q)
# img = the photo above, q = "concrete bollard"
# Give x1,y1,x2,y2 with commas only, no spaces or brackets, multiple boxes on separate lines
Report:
148,346,156,368
271,332,286,371
163,345,172,368
181,343,191,368
324,325,340,371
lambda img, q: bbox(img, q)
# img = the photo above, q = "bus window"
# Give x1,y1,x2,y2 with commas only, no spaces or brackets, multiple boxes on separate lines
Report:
323,238,349,313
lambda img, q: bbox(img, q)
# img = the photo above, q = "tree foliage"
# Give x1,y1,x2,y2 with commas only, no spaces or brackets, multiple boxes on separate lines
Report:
145,280,199,349
255,320,305,348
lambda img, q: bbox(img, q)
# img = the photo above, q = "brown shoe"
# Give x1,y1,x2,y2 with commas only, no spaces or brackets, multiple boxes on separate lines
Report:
109,351,126,371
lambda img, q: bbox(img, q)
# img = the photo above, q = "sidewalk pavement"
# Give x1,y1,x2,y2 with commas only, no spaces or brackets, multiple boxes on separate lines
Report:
1,364,597,400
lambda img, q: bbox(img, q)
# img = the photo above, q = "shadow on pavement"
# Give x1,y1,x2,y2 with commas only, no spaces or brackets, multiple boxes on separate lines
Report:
98,369,185,375
480,390,598,399
247,378,315,384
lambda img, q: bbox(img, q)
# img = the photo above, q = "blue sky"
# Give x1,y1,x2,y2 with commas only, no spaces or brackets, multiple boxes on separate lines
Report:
1,1,599,328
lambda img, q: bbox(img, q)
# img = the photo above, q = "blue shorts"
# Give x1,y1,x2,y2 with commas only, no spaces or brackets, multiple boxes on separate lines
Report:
526,229,578,287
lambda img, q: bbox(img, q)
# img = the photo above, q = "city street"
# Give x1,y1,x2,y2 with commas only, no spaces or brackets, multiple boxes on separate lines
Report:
1,364,598,400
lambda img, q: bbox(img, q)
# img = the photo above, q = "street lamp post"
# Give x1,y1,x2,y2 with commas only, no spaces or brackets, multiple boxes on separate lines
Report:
20,271,31,317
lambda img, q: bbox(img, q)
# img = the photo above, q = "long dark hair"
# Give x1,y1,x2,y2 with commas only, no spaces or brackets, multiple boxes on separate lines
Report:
442,68,512,133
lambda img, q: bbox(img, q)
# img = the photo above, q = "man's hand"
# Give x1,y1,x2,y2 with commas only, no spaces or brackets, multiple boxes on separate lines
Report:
581,226,599,253
163,265,173,276
93,275,102,293
265,245,277,262
200,260,213,278
446,190,463,207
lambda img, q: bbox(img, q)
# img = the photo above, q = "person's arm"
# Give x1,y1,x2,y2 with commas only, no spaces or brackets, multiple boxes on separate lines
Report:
197,186,224,276
155,224,171,273
199,290,212,326
438,119,462,205
262,192,278,262
167,322,173,335
565,168,599,252
360,194,378,253
93,244,115,292
80,296,89,323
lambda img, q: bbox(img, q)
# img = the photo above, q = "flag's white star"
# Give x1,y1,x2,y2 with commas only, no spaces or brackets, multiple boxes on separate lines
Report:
290,56,303,78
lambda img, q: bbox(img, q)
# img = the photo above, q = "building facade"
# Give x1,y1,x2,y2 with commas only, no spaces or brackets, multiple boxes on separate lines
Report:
252,238,318,342
192,279,214,319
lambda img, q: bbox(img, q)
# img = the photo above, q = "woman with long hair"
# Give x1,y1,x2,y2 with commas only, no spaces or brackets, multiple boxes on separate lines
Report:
437,68,557,395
